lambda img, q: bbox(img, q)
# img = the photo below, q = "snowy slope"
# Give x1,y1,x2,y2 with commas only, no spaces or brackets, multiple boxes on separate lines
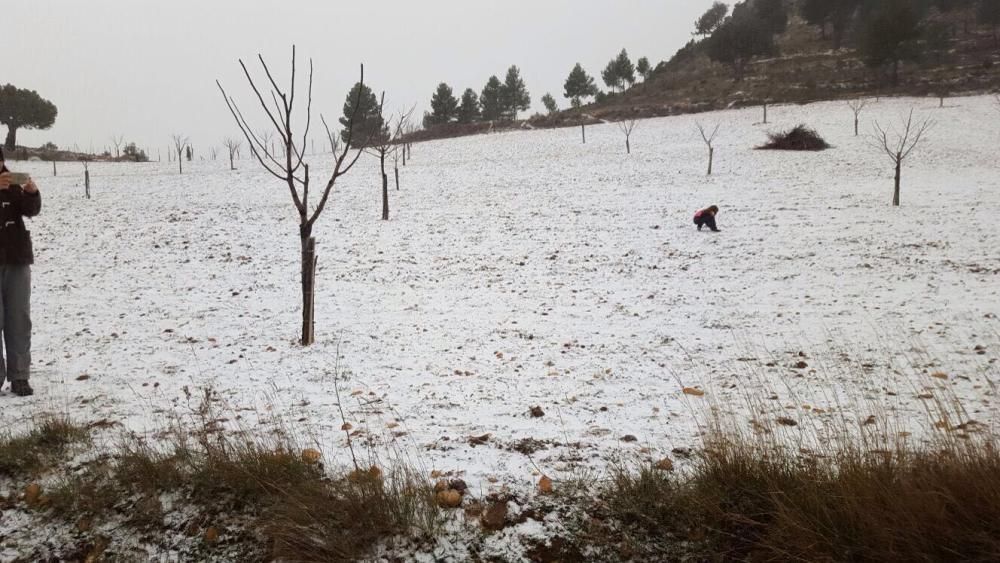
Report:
2,95,998,494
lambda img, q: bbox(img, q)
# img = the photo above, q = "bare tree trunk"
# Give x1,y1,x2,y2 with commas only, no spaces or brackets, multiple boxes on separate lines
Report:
626,137,631,154
402,146,407,166
581,124,586,144
893,158,901,206
4,127,17,151
381,152,389,220
708,146,714,176
177,151,183,174
394,163,400,191
301,235,317,346
85,170,91,199
230,153,235,170
52,160,57,177
854,116,859,136
763,103,768,124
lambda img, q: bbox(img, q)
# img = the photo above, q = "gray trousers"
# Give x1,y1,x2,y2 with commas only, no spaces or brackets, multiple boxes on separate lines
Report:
0,265,31,382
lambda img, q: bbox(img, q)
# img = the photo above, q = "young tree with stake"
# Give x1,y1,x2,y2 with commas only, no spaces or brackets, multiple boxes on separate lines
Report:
618,118,638,154
223,137,242,170
696,122,721,176
218,47,368,345
871,110,933,206
362,95,413,220
170,134,188,174
848,98,869,136
111,135,124,159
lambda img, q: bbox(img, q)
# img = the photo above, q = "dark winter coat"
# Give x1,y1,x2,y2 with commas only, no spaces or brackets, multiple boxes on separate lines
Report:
0,184,41,264
693,209,719,232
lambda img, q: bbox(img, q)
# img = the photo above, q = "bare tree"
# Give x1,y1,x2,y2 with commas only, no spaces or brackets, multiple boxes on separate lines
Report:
696,122,721,176
171,134,189,174
111,135,124,159
618,119,638,154
871,109,934,207
218,46,367,346
762,102,769,124
362,96,414,220
391,108,414,191
259,129,274,158
223,137,242,170
848,98,869,136
322,115,340,155
209,146,220,161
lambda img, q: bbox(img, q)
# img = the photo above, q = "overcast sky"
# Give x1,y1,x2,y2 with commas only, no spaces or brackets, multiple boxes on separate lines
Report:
8,0,717,155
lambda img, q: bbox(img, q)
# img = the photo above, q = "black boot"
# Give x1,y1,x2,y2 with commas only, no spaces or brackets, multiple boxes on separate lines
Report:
11,380,33,397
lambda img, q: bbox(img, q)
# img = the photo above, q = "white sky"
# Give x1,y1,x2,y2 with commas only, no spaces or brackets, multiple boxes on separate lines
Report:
8,0,717,156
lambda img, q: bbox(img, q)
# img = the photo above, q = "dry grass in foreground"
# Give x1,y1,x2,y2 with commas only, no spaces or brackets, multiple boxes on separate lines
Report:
1,408,440,562
0,416,89,477
599,415,1000,561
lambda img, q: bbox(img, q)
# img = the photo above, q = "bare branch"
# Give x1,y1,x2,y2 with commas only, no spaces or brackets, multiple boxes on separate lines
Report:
696,122,720,146
321,114,340,155
617,118,638,136
869,109,934,163
237,58,286,140
309,64,367,227
216,84,287,180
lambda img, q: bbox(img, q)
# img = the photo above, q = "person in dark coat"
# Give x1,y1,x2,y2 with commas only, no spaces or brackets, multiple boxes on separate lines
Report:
693,205,720,232
0,147,41,396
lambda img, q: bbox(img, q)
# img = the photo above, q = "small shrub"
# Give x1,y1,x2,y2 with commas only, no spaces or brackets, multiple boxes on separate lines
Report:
757,124,830,151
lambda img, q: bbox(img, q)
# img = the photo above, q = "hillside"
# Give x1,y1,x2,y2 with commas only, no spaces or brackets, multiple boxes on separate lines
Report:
561,15,1000,123
409,12,1000,143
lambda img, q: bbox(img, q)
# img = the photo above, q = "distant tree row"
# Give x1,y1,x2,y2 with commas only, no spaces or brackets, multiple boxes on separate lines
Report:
691,0,1000,84
425,65,530,126
423,48,654,127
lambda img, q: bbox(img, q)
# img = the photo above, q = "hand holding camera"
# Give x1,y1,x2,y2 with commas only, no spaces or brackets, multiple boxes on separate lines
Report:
0,172,33,191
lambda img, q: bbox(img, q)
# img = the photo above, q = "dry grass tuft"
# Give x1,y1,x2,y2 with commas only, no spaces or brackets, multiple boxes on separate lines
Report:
602,404,1000,561
266,465,441,562
0,416,89,477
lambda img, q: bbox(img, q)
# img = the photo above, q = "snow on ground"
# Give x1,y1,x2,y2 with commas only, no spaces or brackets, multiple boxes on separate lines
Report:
2,95,999,494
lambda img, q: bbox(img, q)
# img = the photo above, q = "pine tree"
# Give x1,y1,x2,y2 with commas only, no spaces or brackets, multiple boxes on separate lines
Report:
615,49,636,88
980,0,1000,45
457,88,481,123
0,84,58,150
480,76,504,121
429,83,459,125
636,57,652,81
753,0,789,34
601,60,619,93
339,82,385,146
706,11,777,80
695,2,730,36
858,0,927,85
541,93,558,114
500,65,531,121
564,63,599,108
801,0,860,49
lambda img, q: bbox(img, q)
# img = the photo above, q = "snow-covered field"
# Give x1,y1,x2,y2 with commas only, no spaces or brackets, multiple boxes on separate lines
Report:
3,95,999,495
